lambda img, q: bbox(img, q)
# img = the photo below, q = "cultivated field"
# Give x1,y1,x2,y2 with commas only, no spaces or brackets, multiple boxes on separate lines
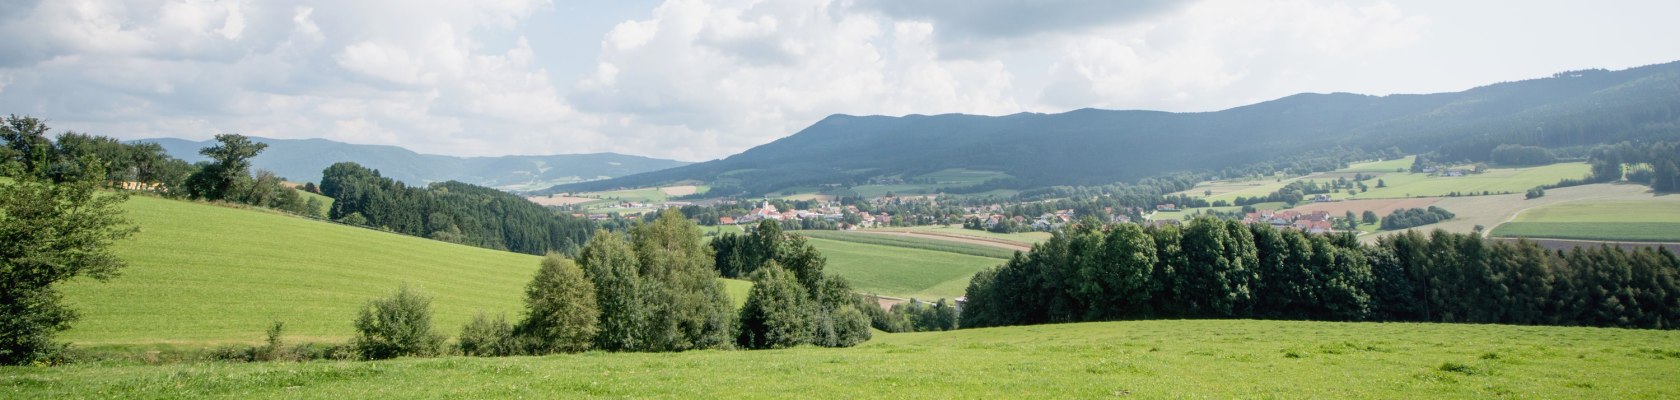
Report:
805,237,1004,301
1366,183,1663,241
657,185,705,197
879,225,1051,246
8,320,1678,398
58,196,748,348
1340,162,1591,200
798,230,1020,258
523,195,597,206
1489,198,1680,241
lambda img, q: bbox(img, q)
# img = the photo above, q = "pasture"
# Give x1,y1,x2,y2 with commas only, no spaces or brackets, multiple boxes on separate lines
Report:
57,196,748,348
797,230,1020,259
1368,183,1662,241
1490,199,1680,241
7,320,1679,398
805,237,1004,301
881,225,1051,245
1339,162,1591,200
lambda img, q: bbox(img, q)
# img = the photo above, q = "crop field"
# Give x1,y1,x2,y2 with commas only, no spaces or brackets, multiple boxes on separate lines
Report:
578,187,669,203
8,320,1679,398
1486,197,1680,242
805,237,1004,301
883,225,1051,245
1365,183,1662,241
57,196,751,348
1338,162,1591,200
1491,222,1680,242
797,230,1019,259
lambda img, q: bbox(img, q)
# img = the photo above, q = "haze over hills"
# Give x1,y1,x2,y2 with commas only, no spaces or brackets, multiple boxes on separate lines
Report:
551,61,1680,197
139,137,691,191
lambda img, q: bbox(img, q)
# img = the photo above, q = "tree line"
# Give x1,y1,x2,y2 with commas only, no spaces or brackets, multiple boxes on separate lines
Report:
319,162,594,256
346,212,871,360
962,217,1680,330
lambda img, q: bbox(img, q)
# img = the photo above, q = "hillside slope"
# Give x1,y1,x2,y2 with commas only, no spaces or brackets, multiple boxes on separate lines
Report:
58,195,750,346
141,137,690,190
11,320,1679,398
554,61,1680,196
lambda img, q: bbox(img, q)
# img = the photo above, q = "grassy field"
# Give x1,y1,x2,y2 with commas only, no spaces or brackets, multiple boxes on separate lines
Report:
1489,200,1680,241
57,196,750,348
805,237,1004,300
797,230,1018,259
1490,223,1680,242
1339,163,1591,200
882,225,1051,245
7,320,1679,398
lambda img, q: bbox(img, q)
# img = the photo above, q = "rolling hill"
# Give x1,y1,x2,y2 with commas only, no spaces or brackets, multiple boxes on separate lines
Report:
58,195,750,347
140,137,691,191
552,61,1680,197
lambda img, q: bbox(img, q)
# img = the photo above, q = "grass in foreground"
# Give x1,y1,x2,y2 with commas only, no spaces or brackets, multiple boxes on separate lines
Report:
805,237,1003,300
6,320,1678,398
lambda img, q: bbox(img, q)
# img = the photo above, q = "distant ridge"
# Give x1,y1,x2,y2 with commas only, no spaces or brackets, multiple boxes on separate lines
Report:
551,60,1680,197
138,137,690,191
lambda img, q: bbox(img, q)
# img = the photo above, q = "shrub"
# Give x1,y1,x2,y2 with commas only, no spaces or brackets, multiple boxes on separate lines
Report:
515,254,600,355
352,284,445,360
458,312,517,357
737,263,812,349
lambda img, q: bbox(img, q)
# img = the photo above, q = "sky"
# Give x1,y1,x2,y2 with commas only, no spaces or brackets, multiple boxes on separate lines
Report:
1,1,1677,162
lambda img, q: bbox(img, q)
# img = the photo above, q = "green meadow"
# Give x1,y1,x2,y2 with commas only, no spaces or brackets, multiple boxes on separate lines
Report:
797,230,1019,259
884,225,1051,245
7,320,1678,398
805,237,1004,301
1338,162,1591,200
57,195,750,348
1490,199,1680,242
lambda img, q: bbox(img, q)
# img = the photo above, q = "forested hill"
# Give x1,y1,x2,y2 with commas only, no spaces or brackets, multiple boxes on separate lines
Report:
551,60,1680,196
139,137,690,190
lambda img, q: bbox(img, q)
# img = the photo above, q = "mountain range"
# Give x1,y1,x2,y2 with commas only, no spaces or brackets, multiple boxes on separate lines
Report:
140,137,690,191
549,60,1680,197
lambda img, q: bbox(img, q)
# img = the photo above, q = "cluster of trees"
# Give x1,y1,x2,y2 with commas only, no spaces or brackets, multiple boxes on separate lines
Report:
320,162,594,256
181,134,322,217
712,220,874,348
1,115,194,190
963,217,1680,330
1380,207,1456,230
1591,141,1680,192
864,298,959,333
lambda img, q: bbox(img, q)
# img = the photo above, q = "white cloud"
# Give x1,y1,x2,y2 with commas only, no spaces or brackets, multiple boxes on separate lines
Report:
10,0,1598,163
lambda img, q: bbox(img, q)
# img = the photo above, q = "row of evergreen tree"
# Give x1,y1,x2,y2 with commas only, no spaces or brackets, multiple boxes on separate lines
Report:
319,162,594,256
962,217,1680,330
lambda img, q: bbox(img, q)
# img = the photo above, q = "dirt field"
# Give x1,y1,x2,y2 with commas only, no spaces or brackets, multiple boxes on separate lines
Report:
525,195,597,206
856,230,1033,252
659,185,700,196
1288,198,1440,217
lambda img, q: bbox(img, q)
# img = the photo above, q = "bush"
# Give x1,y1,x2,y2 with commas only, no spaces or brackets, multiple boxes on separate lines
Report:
515,255,600,355
457,312,517,357
352,284,446,360
737,263,813,349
